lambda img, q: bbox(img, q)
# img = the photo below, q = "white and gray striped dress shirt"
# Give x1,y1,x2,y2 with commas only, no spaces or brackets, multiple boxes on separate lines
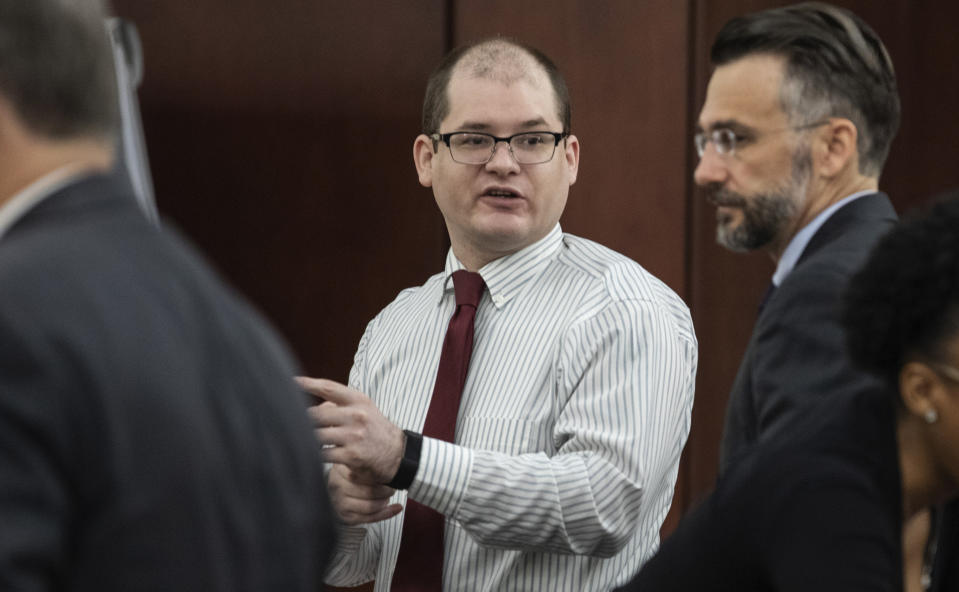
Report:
325,224,697,591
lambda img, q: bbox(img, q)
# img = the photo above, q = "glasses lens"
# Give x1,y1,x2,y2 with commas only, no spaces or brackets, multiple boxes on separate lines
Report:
694,133,706,158
510,132,558,164
715,129,736,155
448,133,495,164
695,129,736,157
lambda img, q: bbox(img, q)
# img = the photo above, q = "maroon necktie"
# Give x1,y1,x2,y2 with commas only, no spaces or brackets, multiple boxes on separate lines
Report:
391,270,486,591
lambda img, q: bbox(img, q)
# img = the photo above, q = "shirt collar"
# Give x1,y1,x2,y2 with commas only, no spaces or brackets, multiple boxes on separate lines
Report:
0,165,92,241
440,224,564,309
772,190,875,287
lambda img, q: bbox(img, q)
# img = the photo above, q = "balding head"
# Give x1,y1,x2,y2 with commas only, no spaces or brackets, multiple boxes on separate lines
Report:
456,40,540,86
421,38,571,136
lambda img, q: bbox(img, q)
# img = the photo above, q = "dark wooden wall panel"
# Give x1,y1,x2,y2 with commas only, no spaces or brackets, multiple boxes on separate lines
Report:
110,0,448,381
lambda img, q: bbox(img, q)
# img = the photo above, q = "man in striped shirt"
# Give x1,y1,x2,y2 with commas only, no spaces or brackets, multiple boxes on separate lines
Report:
303,38,698,591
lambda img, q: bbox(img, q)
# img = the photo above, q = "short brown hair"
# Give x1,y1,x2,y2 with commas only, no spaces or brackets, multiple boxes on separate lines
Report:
0,0,118,140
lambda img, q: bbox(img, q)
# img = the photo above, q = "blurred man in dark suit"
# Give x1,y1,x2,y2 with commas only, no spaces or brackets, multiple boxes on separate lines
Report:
0,1,334,590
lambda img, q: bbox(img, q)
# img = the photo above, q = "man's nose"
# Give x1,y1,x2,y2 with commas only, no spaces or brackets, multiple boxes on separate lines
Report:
693,145,728,187
485,140,520,172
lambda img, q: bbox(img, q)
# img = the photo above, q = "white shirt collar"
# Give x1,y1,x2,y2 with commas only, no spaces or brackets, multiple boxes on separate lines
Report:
772,190,875,287
441,224,564,309
0,166,90,241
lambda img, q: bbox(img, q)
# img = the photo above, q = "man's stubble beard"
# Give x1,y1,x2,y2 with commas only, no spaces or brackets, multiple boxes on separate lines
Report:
708,147,812,253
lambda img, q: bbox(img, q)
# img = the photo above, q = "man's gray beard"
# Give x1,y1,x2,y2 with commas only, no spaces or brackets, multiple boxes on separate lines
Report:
716,191,798,252
713,148,811,252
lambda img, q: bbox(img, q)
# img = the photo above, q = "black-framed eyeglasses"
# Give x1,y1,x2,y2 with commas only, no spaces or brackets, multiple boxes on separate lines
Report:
431,131,568,165
694,121,829,159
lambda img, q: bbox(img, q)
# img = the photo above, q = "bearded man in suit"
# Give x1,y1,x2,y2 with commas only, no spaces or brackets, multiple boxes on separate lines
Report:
693,2,900,471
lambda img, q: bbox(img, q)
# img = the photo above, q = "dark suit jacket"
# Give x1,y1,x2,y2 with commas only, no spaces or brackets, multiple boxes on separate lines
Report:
719,193,898,472
0,174,334,591
620,386,906,591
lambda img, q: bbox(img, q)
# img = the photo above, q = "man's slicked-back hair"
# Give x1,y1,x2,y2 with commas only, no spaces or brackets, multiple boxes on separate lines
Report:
0,0,118,140
710,2,900,177
421,37,571,136
843,193,959,390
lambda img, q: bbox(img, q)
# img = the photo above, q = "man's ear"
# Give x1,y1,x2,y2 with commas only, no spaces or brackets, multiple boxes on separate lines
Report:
564,134,580,186
815,117,858,178
413,134,436,188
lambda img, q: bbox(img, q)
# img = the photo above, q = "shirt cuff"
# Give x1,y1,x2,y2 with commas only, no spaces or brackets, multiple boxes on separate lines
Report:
407,436,474,517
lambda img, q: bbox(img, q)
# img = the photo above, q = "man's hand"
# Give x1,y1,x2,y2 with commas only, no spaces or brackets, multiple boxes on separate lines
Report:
327,464,403,525
299,377,406,485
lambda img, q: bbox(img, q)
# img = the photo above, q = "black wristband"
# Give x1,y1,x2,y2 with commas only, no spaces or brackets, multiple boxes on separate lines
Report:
386,430,422,490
